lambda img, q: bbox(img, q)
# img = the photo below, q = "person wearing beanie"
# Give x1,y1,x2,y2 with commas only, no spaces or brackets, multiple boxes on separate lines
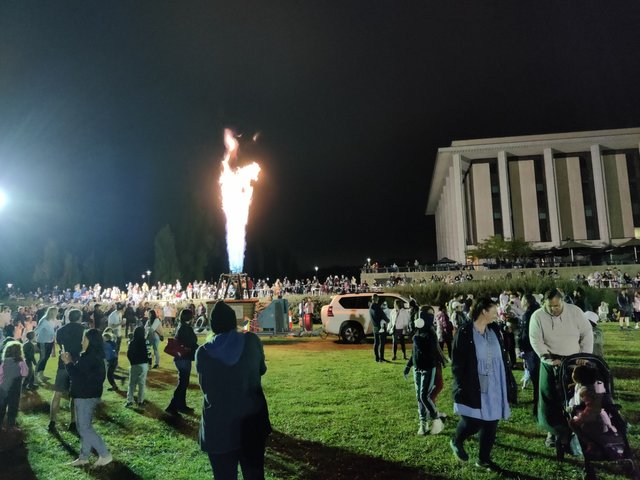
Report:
196,300,271,480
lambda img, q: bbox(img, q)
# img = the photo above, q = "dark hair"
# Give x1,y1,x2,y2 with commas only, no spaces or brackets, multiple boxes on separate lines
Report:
572,365,598,385
68,308,81,323
149,309,157,321
83,329,105,359
178,308,194,324
469,297,497,323
2,340,23,362
26,331,35,340
523,293,538,310
132,326,146,343
544,288,563,301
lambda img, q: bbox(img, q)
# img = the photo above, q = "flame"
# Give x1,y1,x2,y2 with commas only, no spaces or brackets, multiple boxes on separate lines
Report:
219,129,261,273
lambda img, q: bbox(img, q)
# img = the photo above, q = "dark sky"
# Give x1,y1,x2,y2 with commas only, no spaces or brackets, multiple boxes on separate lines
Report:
1,2,640,285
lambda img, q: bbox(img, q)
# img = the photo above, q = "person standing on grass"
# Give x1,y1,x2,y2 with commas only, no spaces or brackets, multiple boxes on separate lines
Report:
102,331,126,391
529,288,593,453
125,326,151,408
369,294,391,362
22,332,38,391
617,287,632,330
107,303,125,361
197,300,271,480
145,309,164,369
435,304,454,361
449,297,516,473
165,308,198,415
0,341,28,432
389,299,410,361
34,306,58,384
49,308,85,432
517,294,540,419
60,329,112,467
403,311,445,436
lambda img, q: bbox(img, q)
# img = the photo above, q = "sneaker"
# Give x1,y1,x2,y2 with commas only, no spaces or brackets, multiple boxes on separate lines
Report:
635,324,639,330
137,401,145,408
430,418,444,435
68,458,89,467
165,406,180,416
124,401,134,408
93,454,113,467
545,433,556,448
449,438,469,462
475,460,501,472
437,412,448,419
153,365,159,369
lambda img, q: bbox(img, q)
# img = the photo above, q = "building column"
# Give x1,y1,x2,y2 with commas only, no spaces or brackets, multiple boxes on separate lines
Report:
452,154,466,262
543,148,561,245
497,151,513,240
590,144,610,243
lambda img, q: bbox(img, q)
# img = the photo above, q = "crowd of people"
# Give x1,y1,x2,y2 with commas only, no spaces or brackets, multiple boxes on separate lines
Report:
0,280,636,478
367,286,629,475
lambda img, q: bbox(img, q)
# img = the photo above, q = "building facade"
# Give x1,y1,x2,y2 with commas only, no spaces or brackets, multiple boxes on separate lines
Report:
425,128,640,263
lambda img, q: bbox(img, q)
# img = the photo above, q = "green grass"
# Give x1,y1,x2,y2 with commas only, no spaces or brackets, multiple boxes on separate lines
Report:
7,323,640,479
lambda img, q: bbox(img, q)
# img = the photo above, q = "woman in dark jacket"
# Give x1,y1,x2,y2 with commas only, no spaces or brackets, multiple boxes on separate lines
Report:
61,328,112,467
197,300,271,480
449,297,516,473
518,293,541,418
166,308,198,415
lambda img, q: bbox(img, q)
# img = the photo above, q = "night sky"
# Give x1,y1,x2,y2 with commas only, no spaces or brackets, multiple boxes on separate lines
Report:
1,2,640,286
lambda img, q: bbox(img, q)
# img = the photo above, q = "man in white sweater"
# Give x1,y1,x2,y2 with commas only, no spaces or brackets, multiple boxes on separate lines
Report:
529,288,593,452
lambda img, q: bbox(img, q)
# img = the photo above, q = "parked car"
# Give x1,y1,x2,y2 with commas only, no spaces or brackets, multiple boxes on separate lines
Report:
321,292,409,343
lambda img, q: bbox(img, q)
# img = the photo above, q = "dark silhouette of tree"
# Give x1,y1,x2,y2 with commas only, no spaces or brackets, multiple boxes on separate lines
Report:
154,224,181,283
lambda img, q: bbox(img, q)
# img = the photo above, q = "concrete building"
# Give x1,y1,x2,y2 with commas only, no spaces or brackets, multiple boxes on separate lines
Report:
425,128,640,263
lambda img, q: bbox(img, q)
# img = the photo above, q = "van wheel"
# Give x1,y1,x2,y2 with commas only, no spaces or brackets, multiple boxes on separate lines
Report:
340,322,363,344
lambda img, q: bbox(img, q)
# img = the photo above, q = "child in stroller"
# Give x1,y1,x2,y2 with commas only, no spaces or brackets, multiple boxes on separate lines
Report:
559,354,638,479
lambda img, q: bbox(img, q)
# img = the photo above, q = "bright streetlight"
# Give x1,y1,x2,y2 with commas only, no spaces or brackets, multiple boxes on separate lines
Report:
146,270,152,277
314,266,318,273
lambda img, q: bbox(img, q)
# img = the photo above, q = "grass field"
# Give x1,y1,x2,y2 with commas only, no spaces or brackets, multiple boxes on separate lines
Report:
2,323,639,480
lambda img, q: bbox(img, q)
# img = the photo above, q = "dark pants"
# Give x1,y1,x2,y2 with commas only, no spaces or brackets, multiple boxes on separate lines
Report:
522,350,540,418
439,339,452,359
454,415,499,463
168,359,192,409
207,437,267,480
373,331,386,361
106,359,127,388
392,329,406,359
23,362,36,389
37,342,54,373
0,378,23,427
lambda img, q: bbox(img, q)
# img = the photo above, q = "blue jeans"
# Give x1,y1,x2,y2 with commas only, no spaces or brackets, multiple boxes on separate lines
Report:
74,398,110,459
373,331,386,361
151,335,160,367
127,363,149,403
169,359,192,409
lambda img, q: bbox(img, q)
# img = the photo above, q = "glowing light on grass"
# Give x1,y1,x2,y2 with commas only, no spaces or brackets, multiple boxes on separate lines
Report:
219,129,261,273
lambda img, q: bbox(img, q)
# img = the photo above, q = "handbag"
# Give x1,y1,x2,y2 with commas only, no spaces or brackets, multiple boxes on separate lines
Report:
163,337,190,358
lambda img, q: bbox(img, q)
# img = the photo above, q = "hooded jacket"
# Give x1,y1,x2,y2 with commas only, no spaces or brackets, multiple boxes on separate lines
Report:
196,331,271,454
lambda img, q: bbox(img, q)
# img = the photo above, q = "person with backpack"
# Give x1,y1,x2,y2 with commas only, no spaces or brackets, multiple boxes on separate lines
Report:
145,310,164,369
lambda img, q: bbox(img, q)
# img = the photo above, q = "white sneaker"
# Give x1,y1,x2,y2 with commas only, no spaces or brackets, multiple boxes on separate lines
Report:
93,454,113,467
68,458,89,467
430,418,444,435
635,324,639,330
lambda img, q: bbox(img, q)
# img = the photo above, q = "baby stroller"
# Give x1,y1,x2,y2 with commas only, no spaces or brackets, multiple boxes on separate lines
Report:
557,353,639,479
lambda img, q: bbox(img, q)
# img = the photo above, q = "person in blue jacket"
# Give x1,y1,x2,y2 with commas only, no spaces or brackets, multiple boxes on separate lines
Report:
196,301,271,480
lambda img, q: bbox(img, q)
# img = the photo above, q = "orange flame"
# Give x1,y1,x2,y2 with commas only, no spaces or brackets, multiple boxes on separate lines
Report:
219,129,261,273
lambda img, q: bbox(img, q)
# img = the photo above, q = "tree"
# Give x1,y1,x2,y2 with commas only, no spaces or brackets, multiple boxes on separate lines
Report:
468,235,532,265
60,253,82,288
33,240,63,287
154,225,181,283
